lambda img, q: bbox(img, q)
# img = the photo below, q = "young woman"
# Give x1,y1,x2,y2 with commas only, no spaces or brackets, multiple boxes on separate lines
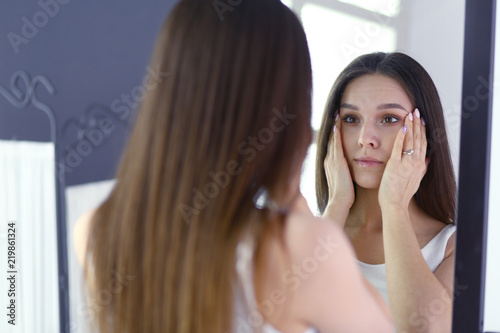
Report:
74,1,392,332
316,52,456,333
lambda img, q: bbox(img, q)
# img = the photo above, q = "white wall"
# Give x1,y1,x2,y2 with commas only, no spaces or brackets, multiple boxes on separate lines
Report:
396,0,465,177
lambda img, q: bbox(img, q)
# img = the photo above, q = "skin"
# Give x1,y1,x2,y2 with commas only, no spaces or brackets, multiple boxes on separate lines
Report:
323,74,456,333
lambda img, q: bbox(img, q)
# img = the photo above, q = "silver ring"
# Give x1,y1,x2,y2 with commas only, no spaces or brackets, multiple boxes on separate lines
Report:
402,149,414,155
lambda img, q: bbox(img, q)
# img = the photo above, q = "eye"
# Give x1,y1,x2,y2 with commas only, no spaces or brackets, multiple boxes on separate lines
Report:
342,114,358,124
381,115,399,124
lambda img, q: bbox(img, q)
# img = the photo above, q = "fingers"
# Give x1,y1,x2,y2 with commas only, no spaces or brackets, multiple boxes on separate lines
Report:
413,108,421,159
333,113,344,160
324,112,338,169
325,123,334,162
403,111,414,155
420,111,427,157
390,113,408,161
411,108,427,162
417,109,428,179
327,112,342,158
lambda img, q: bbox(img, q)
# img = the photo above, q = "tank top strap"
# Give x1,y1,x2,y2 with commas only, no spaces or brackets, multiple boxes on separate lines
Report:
421,224,456,272
233,233,259,332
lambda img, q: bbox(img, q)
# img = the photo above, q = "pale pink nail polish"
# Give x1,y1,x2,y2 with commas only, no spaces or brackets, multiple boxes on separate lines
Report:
402,125,407,133
422,118,426,126
335,114,339,122
333,125,336,133
409,112,413,122
415,108,421,118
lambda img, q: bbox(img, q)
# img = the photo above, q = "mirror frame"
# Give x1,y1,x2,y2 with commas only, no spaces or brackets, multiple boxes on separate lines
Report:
453,0,495,332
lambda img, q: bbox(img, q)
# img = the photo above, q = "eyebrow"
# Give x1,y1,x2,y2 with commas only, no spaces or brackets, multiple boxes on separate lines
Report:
377,103,407,112
339,103,407,112
339,103,358,111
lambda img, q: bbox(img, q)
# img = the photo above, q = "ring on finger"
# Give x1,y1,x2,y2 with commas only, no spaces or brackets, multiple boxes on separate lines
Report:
402,149,414,155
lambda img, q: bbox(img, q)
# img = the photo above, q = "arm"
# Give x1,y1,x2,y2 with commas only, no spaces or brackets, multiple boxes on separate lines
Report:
382,207,454,332
379,110,453,332
74,209,95,266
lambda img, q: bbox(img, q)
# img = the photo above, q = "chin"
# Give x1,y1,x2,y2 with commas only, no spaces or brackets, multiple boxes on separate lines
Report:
352,174,382,189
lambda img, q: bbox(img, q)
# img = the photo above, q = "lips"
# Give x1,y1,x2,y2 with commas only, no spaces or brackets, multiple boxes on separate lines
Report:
354,156,383,167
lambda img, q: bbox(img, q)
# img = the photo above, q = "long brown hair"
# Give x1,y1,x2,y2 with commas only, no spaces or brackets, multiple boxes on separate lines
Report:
84,0,312,332
315,52,456,224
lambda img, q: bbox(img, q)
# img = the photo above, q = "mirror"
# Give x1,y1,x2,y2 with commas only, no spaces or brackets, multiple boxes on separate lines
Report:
0,0,469,332
286,0,465,332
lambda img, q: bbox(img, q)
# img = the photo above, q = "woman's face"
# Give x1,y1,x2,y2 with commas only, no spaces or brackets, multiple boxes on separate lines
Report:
339,73,413,189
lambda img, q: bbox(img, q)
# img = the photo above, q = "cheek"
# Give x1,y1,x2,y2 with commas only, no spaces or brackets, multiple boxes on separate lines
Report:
383,129,400,151
340,131,356,158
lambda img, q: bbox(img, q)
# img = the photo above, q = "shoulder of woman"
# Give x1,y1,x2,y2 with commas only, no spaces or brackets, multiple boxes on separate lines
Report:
74,209,96,267
285,213,347,245
444,227,456,259
283,212,358,276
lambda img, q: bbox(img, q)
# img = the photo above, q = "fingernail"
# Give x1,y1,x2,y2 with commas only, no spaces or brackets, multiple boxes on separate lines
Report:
415,108,421,118
422,117,426,126
409,112,413,122
335,114,339,122
333,125,336,133
402,125,407,133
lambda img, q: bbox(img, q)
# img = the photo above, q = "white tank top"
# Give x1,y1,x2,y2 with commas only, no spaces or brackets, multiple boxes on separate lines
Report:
357,224,456,305
233,234,317,333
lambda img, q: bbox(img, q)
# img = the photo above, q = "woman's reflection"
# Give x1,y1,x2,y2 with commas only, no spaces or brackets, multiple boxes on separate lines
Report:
316,52,456,332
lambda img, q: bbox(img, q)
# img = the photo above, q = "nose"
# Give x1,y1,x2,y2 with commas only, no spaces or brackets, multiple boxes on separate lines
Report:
357,123,380,149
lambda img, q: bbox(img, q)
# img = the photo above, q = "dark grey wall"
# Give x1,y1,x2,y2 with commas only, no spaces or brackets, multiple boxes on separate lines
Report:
0,0,178,186
0,2,178,331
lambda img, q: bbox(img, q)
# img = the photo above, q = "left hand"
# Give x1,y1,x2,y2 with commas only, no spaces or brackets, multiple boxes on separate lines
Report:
378,109,429,209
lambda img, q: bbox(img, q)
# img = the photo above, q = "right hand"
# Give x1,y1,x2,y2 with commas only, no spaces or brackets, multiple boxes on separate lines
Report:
323,113,355,224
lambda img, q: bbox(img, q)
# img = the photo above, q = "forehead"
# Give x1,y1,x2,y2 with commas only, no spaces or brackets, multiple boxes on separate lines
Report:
341,74,412,110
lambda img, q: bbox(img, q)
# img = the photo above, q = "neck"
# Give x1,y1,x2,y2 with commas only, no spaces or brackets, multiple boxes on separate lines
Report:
346,186,383,231
346,185,421,231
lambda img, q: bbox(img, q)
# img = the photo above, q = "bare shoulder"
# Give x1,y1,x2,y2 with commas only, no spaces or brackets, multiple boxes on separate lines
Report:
433,225,456,296
282,211,361,295
285,212,347,242
74,209,96,267
420,215,456,259
284,212,354,260
444,226,456,259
